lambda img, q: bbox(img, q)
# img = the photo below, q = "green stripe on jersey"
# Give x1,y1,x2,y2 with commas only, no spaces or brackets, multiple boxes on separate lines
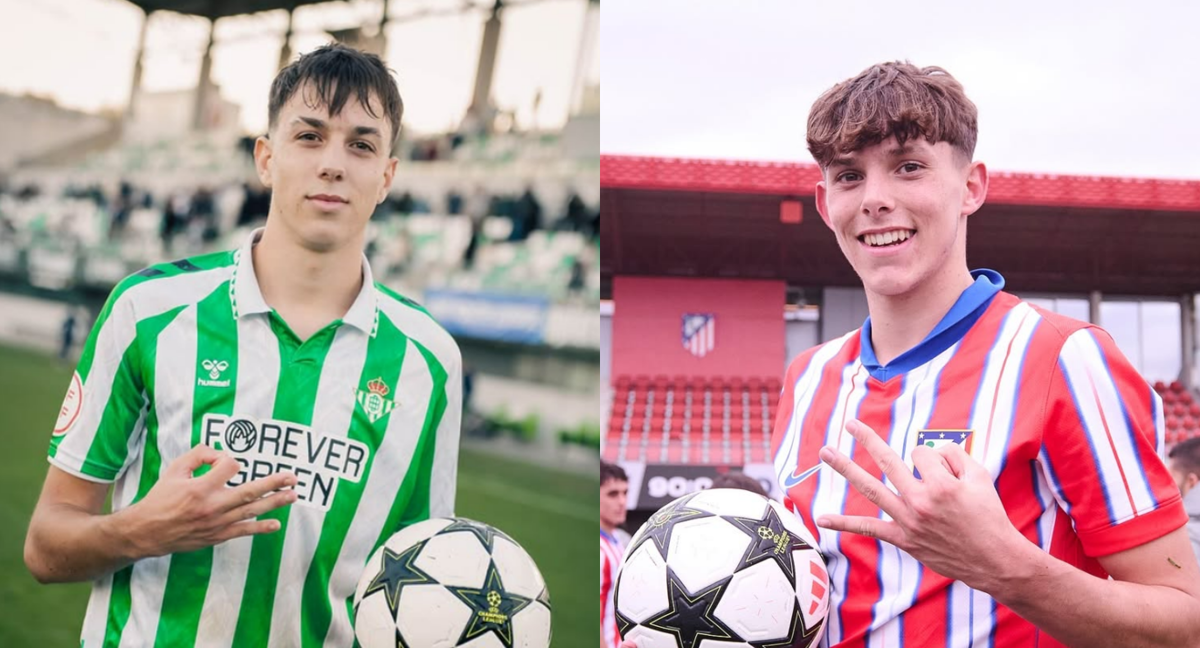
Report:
153,283,239,647
300,312,410,647
385,339,450,535
231,313,338,647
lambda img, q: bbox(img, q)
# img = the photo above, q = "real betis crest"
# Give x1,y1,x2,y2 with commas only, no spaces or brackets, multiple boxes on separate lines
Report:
356,377,397,423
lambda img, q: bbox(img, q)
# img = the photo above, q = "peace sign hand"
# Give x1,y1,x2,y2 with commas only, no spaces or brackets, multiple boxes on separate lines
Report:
815,419,1028,591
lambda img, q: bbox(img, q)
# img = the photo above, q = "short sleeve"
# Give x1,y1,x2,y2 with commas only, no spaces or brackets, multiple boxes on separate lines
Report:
1038,327,1185,557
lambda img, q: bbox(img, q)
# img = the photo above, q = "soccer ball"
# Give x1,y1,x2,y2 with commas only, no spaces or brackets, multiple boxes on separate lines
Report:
353,517,552,648
615,488,829,648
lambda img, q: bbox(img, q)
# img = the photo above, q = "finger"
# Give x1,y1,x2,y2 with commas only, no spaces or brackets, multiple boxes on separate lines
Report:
819,445,905,517
219,470,297,511
200,452,244,485
815,513,903,546
218,488,297,527
937,441,972,479
214,518,283,544
911,445,956,483
166,444,224,478
845,419,919,493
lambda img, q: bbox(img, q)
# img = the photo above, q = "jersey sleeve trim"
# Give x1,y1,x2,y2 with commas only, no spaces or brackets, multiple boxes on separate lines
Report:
47,454,117,483
1077,495,1187,557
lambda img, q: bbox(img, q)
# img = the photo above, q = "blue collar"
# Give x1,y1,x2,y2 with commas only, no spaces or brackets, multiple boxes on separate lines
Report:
859,269,1005,382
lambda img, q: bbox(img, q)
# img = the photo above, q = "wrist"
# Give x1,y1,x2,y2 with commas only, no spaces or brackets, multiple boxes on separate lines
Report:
105,506,147,562
976,533,1047,602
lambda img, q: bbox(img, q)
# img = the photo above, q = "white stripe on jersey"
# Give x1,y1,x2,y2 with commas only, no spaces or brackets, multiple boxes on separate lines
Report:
1151,386,1166,460
947,582,996,647
80,573,113,648
600,536,624,648
54,268,230,478
813,359,868,646
322,336,435,648
967,304,1040,476
196,312,283,644
268,326,369,648
118,301,203,647
867,344,957,648
1033,461,1059,552
1059,329,1157,523
773,331,857,486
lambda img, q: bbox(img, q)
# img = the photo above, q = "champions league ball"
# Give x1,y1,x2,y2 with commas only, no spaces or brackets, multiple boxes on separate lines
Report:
616,489,829,648
353,517,552,648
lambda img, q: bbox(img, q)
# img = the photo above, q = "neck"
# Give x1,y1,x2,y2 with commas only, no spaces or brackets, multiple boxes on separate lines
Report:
253,221,364,326
600,522,617,536
866,266,975,366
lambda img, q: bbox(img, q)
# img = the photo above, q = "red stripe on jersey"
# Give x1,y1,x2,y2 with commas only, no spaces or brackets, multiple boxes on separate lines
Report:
1084,369,1140,517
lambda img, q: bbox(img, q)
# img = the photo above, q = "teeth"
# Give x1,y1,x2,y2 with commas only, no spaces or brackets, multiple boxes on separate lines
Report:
864,230,912,247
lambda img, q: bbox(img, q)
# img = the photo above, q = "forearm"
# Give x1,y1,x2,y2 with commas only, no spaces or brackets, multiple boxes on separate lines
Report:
25,502,142,584
987,541,1200,648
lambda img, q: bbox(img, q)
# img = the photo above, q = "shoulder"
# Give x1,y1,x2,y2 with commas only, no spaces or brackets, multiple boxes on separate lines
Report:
99,250,237,329
374,283,461,372
783,328,860,385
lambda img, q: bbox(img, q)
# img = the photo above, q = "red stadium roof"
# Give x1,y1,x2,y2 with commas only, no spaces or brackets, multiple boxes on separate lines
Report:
601,155,1200,212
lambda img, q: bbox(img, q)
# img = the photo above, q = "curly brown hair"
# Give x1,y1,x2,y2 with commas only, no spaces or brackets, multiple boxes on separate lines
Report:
807,61,977,169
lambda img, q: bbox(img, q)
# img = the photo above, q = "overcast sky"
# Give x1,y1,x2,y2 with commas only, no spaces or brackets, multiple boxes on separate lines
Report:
0,0,596,135
601,0,1200,179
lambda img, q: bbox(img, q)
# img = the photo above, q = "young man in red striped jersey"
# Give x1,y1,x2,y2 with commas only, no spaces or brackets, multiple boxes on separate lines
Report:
622,62,1200,648
777,61,1200,647
601,461,630,648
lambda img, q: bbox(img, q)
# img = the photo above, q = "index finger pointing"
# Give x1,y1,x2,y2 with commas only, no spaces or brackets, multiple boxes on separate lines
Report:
846,419,919,494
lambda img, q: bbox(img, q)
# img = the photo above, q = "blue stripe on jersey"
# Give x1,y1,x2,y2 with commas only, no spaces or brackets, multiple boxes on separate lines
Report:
859,269,1004,382
826,362,866,646
1059,356,1118,525
1093,338,1158,509
1037,447,1073,514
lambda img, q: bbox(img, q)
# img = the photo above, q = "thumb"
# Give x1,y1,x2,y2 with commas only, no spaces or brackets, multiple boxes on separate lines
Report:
166,444,224,478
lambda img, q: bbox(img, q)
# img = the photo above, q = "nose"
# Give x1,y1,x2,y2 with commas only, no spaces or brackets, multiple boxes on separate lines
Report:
860,173,894,218
318,144,346,182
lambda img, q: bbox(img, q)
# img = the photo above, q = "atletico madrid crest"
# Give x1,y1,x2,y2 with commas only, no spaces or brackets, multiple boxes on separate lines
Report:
681,313,715,358
355,377,397,423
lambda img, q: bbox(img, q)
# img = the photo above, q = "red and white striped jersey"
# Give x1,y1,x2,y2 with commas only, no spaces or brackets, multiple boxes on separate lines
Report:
771,270,1186,648
601,530,625,648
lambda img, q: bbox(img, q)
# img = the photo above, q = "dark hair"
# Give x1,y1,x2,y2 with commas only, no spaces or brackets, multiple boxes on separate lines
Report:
268,43,404,153
1169,437,1200,477
601,460,627,486
807,61,977,169
710,472,768,497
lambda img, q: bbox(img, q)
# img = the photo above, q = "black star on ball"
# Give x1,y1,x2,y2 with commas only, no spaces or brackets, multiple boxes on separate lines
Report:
447,560,533,648
362,541,436,618
752,597,823,648
723,503,811,583
439,518,514,554
626,495,711,560
644,566,738,648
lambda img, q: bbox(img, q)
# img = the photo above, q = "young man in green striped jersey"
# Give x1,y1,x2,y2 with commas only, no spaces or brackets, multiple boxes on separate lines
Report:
24,43,463,647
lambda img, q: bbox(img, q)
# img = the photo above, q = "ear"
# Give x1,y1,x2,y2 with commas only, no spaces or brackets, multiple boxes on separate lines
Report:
815,179,833,229
254,136,274,189
961,160,989,218
377,156,399,205
1188,472,1200,490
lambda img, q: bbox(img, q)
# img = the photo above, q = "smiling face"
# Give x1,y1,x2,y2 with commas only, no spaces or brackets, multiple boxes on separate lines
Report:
815,137,988,301
254,83,398,253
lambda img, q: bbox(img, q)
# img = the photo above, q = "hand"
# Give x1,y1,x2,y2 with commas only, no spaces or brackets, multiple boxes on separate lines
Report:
816,419,1026,590
116,444,297,558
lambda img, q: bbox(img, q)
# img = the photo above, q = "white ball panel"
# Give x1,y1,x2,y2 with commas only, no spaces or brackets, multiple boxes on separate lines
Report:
687,488,769,518
624,624,688,648
460,633,505,648
697,641,752,648
715,560,796,641
616,541,668,622
417,530,493,588
666,516,748,594
353,591,401,648
395,584,472,647
491,536,545,599
511,603,552,648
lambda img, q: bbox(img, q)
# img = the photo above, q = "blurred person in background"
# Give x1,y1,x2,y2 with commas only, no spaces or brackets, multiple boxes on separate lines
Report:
24,43,462,647
600,460,629,648
710,471,768,497
1169,438,1200,566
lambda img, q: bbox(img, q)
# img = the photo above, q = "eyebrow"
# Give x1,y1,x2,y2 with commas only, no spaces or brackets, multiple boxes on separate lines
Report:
291,116,382,141
828,143,929,168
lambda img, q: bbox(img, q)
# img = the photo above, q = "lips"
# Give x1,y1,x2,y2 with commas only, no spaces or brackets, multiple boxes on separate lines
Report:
307,194,348,204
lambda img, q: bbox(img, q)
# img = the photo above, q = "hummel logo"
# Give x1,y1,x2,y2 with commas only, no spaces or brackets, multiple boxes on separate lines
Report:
199,359,231,387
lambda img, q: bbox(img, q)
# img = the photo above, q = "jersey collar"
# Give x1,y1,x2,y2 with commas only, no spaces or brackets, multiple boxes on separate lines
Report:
859,269,1005,382
231,228,380,336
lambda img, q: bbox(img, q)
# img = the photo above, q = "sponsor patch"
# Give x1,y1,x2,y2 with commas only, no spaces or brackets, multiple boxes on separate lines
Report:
54,372,83,435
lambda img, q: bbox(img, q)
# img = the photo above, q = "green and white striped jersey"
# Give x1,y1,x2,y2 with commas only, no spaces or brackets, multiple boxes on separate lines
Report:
48,230,462,648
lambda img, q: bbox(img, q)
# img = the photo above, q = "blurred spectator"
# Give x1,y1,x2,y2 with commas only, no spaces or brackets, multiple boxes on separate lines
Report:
445,189,464,215
462,185,489,269
237,181,271,227
1168,438,1200,567
59,308,78,362
108,180,133,240
710,472,769,497
509,187,542,241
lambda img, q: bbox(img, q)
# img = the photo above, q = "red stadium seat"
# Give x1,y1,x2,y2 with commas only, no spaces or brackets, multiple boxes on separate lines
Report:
1154,380,1167,393
1171,381,1184,393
